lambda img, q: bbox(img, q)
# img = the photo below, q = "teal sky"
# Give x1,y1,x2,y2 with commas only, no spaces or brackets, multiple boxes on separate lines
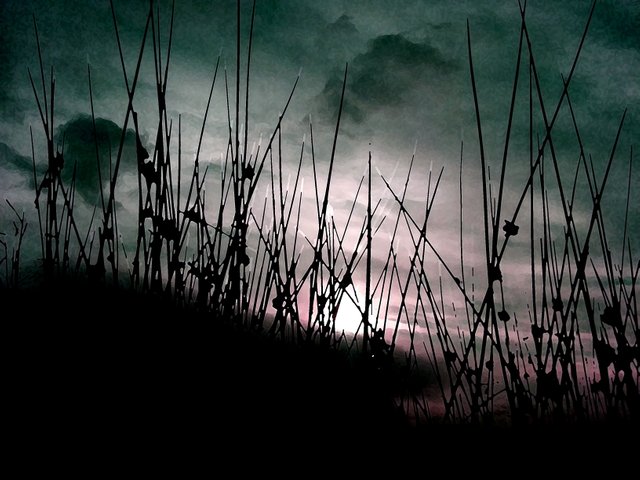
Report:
2,1,638,155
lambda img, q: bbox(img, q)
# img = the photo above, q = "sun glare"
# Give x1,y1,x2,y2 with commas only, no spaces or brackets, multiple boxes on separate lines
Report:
334,289,366,335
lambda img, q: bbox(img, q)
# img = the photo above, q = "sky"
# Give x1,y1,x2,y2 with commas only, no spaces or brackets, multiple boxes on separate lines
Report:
1,0,638,338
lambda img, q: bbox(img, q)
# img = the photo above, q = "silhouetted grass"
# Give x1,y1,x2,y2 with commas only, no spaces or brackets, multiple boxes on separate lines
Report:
2,0,638,431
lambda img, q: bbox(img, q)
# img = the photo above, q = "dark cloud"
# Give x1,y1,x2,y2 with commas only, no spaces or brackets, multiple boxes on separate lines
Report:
1,116,137,202
316,33,458,125
53,115,137,201
351,34,457,104
591,0,640,51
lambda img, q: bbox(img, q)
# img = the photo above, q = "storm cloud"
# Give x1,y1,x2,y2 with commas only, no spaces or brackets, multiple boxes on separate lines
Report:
316,32,458,125
54,115,137,201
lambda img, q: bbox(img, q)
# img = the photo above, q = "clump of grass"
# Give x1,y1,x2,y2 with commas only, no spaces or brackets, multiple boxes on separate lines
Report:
0,200,28,288
380,0,638,424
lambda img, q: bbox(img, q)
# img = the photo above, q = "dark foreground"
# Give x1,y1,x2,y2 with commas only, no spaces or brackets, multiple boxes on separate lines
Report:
2,282,638,463
2,281,407,438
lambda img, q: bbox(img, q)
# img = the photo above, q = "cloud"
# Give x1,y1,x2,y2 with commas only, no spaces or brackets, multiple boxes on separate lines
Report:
0,142,33,177
1,115,139,207
591,0,640,51
53,115,137,201
316,33,458,126
351,34,457,105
